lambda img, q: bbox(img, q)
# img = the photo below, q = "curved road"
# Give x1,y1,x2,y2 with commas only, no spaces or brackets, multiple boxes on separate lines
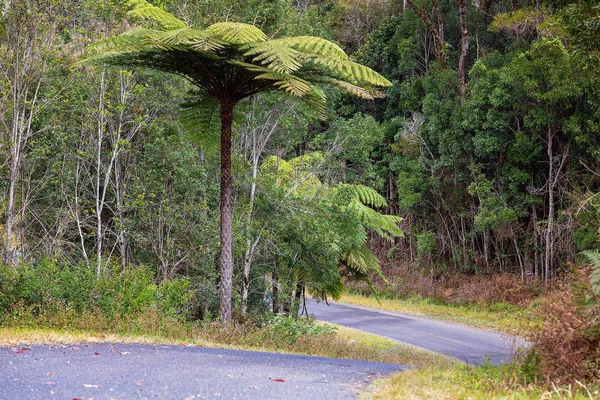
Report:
303,298,528,365
1,300,528,399
0,343,405,400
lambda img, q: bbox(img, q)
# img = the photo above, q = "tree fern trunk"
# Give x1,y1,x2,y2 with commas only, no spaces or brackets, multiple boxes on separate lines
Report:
219,100,235,323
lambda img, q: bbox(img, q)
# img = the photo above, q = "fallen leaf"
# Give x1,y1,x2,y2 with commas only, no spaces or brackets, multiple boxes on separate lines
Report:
47,372,54,376
271,378,285,383
71,347,81,351
93,352,100,356
134,382,141,386
11,348,31,354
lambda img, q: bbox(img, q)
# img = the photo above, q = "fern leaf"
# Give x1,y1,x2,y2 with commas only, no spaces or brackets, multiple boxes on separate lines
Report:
271,36,348,60
242,42,302,74
179,91,221,152
317,77,379,99
345,198,403,240
206,22,267,45
306,55,391,87
85,28,156,59
152,29,224,52
253,72,313,97
582,250,600,298
345,243,380,274
127,0,188,30
349,184,387,208
307,278,345,302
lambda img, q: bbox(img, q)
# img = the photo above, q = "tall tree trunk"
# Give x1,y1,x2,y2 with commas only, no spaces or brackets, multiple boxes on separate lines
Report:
272,257,279,314
219,100,235,323
292,281,303,318
405,0,446,68
458,0,469,100
95,70,106,277
4,151,19,264
544,126,554,284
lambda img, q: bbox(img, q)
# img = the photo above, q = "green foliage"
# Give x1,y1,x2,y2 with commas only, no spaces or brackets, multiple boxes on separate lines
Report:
254,152,402,305
0,260,193,322
257,315,336,345
581,250,600,302
416,231,436,267
83,0,391,110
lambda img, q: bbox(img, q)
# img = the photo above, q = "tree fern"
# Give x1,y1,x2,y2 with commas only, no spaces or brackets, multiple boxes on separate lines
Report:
82,0,392,322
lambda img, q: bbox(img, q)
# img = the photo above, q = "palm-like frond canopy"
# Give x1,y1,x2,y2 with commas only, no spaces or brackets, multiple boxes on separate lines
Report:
82,0,392,322
84,0,391,111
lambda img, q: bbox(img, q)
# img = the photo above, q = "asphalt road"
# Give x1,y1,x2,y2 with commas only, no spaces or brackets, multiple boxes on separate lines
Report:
303,298,529,365
0,343,406,400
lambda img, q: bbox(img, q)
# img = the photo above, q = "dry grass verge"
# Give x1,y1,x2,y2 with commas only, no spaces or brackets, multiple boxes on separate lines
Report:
370,364,599,400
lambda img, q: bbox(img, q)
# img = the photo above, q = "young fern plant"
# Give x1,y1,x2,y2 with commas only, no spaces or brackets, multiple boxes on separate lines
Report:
81,0,392,322
581,250,600,304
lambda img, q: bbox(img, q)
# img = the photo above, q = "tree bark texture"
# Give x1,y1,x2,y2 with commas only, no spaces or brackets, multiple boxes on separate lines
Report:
219,101,235,323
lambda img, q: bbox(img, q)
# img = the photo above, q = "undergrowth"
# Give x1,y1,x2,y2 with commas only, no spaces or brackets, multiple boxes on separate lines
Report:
0,260,451,368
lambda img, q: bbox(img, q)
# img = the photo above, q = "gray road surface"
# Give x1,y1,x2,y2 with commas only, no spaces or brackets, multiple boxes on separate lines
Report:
0,343,406,400
303,298,528,365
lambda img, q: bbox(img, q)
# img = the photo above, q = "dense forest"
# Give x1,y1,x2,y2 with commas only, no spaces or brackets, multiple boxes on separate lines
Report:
1,0,600,323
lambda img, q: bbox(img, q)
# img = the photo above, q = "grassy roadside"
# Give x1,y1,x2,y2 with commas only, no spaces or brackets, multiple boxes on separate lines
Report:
339,293,600,399
370,363,599,400
338,293,540,334
0,320,455,368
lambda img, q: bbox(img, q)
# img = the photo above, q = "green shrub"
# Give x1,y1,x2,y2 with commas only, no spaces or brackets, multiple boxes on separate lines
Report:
0,259,193,326
255,315,337,345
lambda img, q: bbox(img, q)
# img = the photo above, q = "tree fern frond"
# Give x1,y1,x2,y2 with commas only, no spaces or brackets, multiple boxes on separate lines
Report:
582,250,600,269
307,278,344,302
127,0,188,30
316,77,378,99
294,86,328,119
344,243,381,275
345,198,403,240
152,29,224,52
179,91,221,152
242,42,302,74
271,36,348,60
344,184,387,208
582,250,600,299
84,28,156,60
206,22,267,44
253,72,313,97
306,55,391,87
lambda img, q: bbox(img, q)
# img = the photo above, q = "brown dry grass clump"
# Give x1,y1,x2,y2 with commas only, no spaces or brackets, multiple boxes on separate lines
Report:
447,273,540,306
530,270,600,385
348,265,540,307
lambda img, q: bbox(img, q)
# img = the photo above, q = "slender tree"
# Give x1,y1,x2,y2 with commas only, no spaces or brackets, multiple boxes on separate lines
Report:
83,0,391,322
